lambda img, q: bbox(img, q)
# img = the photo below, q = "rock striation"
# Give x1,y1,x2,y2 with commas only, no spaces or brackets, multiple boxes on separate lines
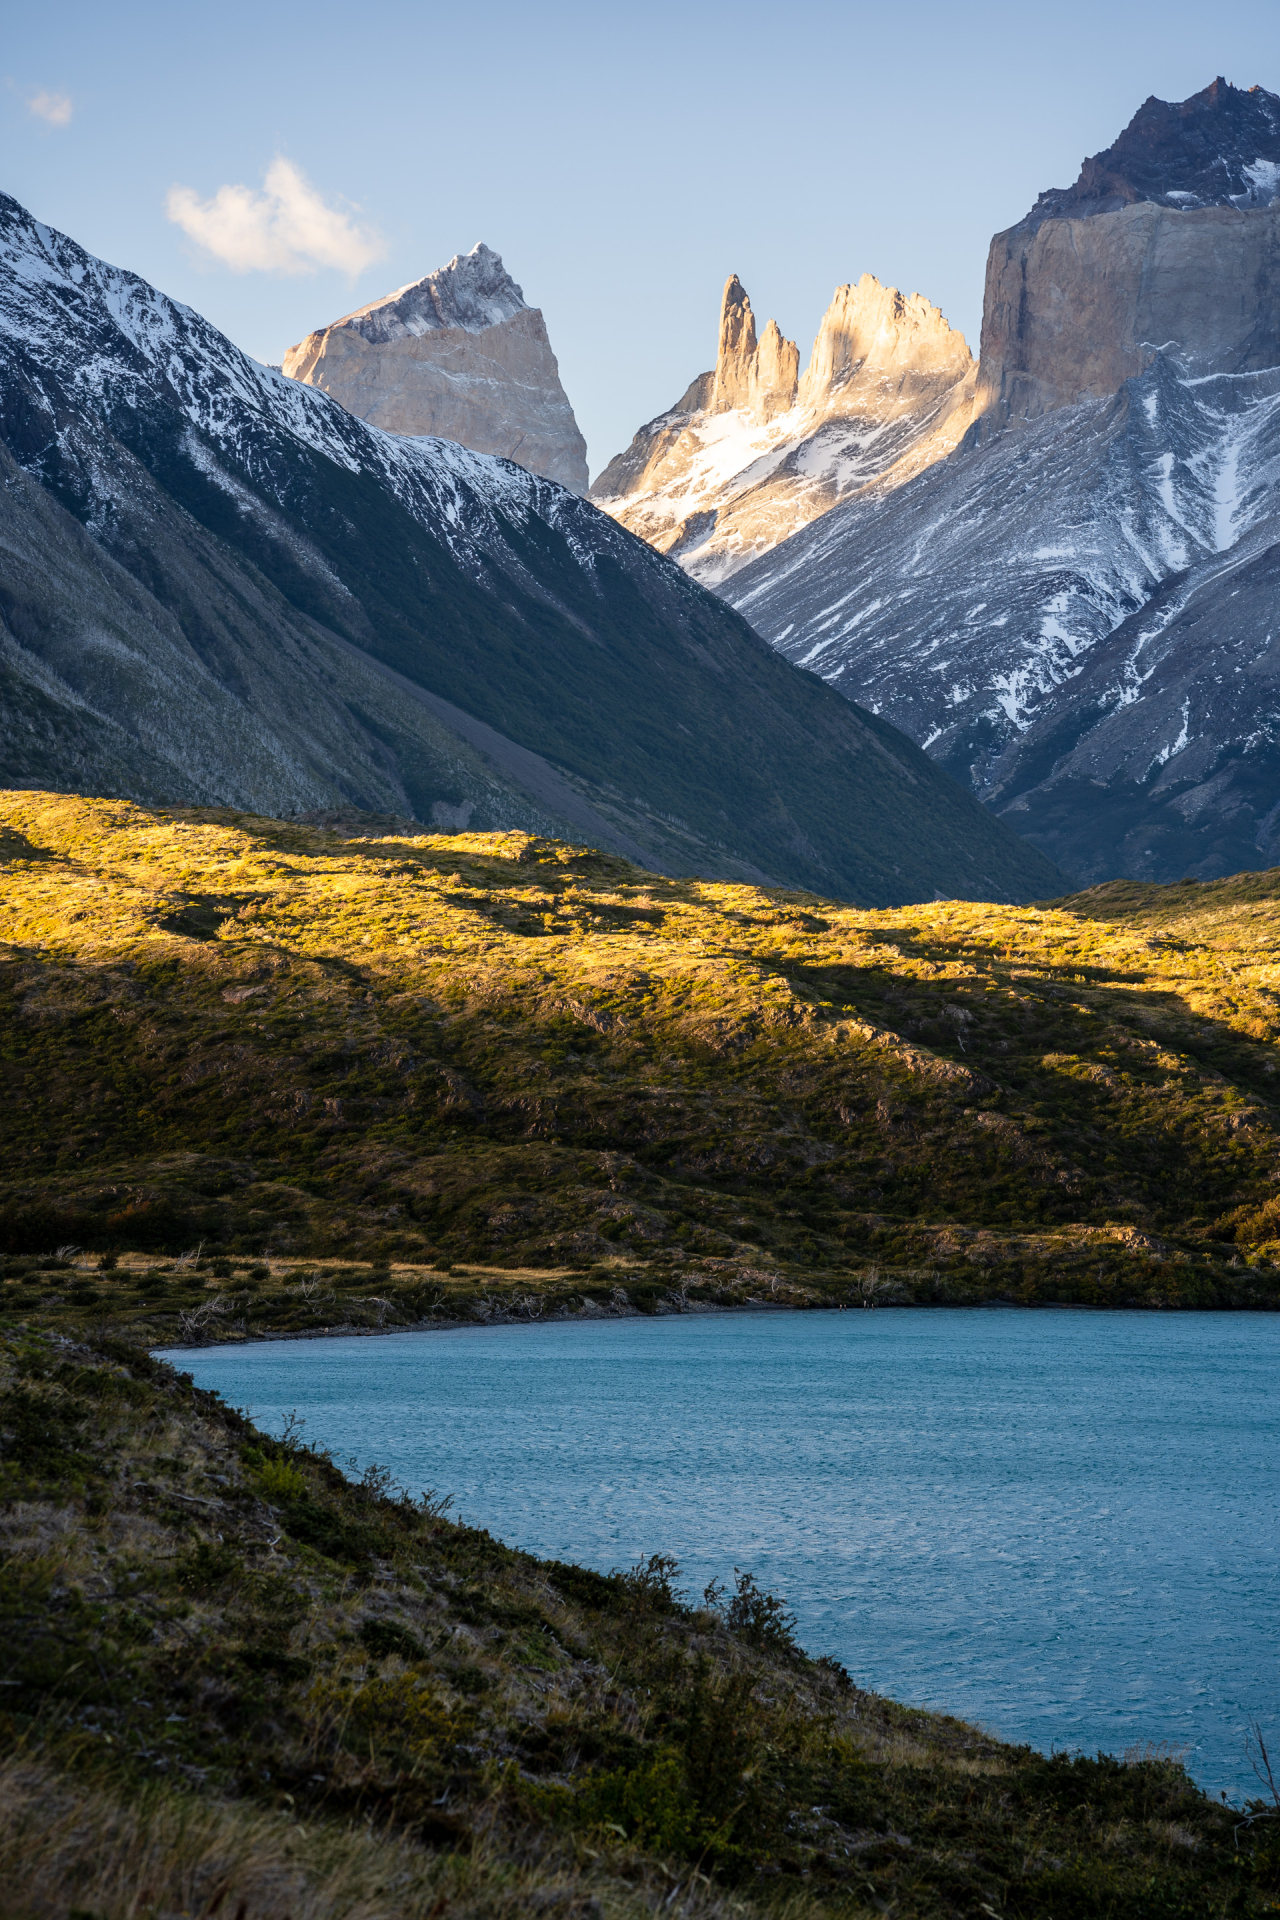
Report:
284,243,588,492
590,271,975,586
724,79,1280,885
708,275,800,418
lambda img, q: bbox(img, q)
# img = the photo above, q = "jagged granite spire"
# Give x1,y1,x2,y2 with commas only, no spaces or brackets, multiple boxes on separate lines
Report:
591,270,972,586
709,275,799,420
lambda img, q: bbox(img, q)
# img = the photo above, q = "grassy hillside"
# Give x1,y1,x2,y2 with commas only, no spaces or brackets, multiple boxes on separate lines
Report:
2,1321,1274,1920
3,791,1280,1340
4,790,1280,1917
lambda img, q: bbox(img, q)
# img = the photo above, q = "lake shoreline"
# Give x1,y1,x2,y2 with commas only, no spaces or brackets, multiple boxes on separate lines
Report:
15,1238,1277,1356
171,1305,1280,1806
155,1290,1271,1353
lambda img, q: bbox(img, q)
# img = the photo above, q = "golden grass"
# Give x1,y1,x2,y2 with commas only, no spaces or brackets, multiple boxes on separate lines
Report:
3,789,1280,1321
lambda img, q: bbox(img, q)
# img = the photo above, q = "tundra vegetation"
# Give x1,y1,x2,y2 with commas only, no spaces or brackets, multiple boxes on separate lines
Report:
2,791,1280,1337
3,792,1280,1915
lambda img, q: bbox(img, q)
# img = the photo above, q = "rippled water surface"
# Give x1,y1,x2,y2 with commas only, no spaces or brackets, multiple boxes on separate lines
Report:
171,1308,1280,1799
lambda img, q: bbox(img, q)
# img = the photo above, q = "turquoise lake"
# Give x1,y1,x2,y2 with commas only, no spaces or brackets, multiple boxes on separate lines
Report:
170,1307,1280,1801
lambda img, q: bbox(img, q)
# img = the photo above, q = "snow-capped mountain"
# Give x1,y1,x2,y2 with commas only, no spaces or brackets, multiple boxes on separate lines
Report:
0,190,1061,907
726,78,1280,884
284,242,588,493
590,272,975,588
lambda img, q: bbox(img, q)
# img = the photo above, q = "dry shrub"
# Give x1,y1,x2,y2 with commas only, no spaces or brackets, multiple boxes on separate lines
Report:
0,1756,742,1920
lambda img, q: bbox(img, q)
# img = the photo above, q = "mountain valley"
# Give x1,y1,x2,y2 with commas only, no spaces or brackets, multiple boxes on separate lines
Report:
0,192,1058,908
4,75,1280,1920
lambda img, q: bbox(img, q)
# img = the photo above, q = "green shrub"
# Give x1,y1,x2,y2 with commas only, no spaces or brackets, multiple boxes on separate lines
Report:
252,1457,309,1501
620,1552,685,1613
173,1540,242,1593
577,1746,698,1852
704,1569,798,1652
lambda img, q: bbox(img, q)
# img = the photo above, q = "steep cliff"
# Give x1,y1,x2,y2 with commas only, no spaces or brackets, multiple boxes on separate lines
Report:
590,272,974,586
725,79,1280,885
975,78,1280,428
283,243,588,492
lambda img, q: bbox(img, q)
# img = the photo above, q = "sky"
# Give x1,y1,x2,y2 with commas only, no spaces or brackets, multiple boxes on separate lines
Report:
4,0,1280,480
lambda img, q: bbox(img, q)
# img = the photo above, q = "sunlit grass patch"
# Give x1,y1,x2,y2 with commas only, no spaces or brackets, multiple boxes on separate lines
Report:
1,789,1279,1332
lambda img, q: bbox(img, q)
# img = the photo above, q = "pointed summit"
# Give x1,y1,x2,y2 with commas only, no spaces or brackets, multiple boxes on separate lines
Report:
283,244,588,492
590,267,973,585
1024,75,1280,226
328,242,529,344
710,275,799,421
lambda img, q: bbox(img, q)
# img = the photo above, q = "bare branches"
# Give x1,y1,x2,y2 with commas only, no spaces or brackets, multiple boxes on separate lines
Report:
1247,1719,1280,1808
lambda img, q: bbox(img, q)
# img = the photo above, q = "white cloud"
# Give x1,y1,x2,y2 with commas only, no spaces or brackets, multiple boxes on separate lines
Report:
165,157,385,277
28,90,73,127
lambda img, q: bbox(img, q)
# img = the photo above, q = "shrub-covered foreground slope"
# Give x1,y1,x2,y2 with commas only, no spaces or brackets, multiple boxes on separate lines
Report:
3,791,1280,1333
2,1322,1275,1920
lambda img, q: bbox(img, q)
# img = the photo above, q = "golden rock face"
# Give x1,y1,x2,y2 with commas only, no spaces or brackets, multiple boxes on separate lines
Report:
284,243,589,493
590,270,975,587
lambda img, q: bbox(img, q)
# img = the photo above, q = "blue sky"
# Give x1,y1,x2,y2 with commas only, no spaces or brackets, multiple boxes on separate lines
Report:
4,0,1279,477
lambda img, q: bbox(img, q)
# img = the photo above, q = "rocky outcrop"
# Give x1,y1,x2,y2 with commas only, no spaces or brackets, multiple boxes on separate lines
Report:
976,79,1280,428
284,243,588,493
591,272,974,586
709,276,800,418
800,277,974,409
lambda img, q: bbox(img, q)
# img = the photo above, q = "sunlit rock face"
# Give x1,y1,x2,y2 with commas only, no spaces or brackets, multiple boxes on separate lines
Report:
975,78,1280,430
284,243,588,493
724,79,1280,886
589,271,975,587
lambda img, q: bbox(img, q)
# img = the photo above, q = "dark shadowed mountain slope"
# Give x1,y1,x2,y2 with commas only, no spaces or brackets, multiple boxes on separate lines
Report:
0,192,1061,907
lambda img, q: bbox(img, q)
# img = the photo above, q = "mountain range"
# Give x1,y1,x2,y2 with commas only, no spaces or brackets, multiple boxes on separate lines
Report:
0,190,1060,907
8,76,1273,898
596,78,1280,887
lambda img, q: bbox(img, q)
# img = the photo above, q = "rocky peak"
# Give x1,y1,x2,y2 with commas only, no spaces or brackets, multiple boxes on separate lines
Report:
709,275,800,421
590,267,974,586
282,243,587,492
1024,77,1280,230
330,242,528,345
976,78,1280,432
800,275,973,409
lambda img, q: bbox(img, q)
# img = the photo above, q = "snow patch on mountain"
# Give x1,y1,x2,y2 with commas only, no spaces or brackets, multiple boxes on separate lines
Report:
280,241,588,492
323,243,527,344
727,346,1280,881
